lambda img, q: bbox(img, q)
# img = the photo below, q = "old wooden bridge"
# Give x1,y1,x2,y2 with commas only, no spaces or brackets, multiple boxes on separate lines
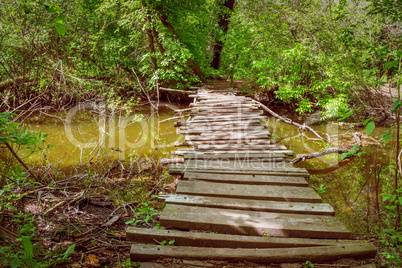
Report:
127,85,377,264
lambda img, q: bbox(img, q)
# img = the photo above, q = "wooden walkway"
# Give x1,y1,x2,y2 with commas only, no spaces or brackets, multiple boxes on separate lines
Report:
127,88,376,264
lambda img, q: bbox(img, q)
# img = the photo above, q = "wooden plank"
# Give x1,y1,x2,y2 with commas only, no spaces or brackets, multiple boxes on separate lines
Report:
188,119,267,125
127,227,368,248
183,152,286,159
190,114,266,119
192,108,261,114
178,127,267,134
180,151,291,157
160,204,351,238
183,154,284,161
164,194,334,215
175,121,264,127
175,140,275,147
181,159,297,171
183,172,306,186
172,149,294,156
169,165,308,176
191,104,259,109
185,134,271,141
176,181,321,203
130,243,376,263
195,144,287,151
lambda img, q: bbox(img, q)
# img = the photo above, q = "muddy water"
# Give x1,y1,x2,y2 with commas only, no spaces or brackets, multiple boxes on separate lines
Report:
24,103,186,166
266,116,395,232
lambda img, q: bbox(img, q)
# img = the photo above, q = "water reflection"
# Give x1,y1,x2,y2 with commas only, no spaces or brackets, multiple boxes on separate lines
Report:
24,103,185,166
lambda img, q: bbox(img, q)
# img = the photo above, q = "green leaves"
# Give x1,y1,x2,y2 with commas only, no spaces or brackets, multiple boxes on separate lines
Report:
384,60,399,69
392,99,402,113
363,118,375,136
366,121,375,136
44,4,61,14
55,22,66,36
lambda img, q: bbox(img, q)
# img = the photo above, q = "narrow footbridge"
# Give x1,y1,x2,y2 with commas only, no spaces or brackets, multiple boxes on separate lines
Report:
127,87,377,264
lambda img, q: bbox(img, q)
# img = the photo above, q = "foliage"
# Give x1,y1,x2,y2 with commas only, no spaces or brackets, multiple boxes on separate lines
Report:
0,112,51,214
0,213,76,267
340,144,363,160
125,201,163,227
311,184,328,195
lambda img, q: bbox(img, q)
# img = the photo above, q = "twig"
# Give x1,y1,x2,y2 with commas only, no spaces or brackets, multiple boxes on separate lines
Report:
159,87,194,94
45,190,85,215
291,148,349,164
251,99,325,140
158,115,185,124
132,68,157,110
4,142,42,183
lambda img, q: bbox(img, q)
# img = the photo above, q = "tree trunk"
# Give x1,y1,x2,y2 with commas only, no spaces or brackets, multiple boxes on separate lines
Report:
211,0,235,69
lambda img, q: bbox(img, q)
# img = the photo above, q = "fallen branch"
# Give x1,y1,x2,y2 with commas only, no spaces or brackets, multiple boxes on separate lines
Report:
251,99,325,140
159,87,194,94
4,142,43,183
159,115,185,124
160,158,184,165
45,190,85,215
291,148,349,164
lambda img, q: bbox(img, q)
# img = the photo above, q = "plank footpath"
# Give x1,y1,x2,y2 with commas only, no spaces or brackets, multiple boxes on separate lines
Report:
127,87,377,264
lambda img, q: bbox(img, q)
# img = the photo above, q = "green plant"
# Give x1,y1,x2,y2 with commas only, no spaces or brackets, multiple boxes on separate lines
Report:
340,144,363,160
305,260,314,268
125,202,161,227
159,239,175,246
0,213,76,267
311,184,328,195
116,258,141,267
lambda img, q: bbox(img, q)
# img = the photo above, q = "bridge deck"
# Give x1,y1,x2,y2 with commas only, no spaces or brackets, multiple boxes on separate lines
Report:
127,88,376,264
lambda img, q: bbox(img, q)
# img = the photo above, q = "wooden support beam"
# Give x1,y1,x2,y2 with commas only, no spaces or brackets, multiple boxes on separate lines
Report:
130,243,376,263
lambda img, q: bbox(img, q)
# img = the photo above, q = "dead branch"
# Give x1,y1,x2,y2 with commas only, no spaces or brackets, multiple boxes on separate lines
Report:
4,142,43,183
291,148,349,164
160,158,184,165
159,115,186,124
159,87,194,94
251,99,325,140
45,190,85,215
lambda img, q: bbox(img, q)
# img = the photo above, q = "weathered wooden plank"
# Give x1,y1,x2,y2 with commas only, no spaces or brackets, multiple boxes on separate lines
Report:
178,128,267,135
130,243,376,263
176,181,321,203
160,204,351,238
192,108,261,114
127,227,368,248
195,144,287,151
185,134,271,141
183,172,306,186
190,114,265,119
183,152,286,159
175,121,264,127
177,149,293,158
169,165,308,176
163,195,334,215
175,140,275,147
181,159,297,171
188,118,267,125
191,105,259,110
